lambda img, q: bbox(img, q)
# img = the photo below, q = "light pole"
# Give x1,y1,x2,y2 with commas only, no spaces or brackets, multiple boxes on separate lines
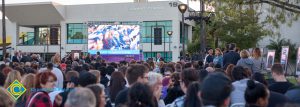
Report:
2,0,6,60
178,4,187,61
167,31,173,62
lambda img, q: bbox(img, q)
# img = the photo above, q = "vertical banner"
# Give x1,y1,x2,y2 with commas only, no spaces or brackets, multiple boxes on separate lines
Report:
296,47,300,75
266,50,275,70
280,46,289,72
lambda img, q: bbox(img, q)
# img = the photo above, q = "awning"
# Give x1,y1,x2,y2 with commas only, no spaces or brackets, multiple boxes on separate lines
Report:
0,2,65,26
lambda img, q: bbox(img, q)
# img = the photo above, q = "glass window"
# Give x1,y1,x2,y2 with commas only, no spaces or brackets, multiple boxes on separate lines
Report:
142,21,172,43
67,23,88,44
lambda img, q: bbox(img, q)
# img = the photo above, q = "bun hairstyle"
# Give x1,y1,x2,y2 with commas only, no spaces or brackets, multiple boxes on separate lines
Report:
245,80,269,105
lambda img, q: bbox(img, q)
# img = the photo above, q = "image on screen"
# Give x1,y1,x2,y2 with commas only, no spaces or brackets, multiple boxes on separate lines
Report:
88,24,140,54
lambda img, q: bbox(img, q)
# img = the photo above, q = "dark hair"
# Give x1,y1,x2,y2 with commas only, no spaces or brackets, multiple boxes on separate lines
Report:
35,71,57,88
82,63,90,71
199,69,208,83
214,64,222,69
86,84,104,107
231,66,248,81
184,82,202,107
251,72,268,86
201,72,232,106
184,63,193,69
245,80,269,106
110,62,118,68
106,65,115,76
109,72,126,103
14,66,25,76
126,64,148,85
118,66,127,76
79,72,97,87
181,68,199,87
0,72,6,86
175,63,182,72
47,63,54,70
128,83,156,107
98,66,107,77
171,72,181,86
271,64,284,75
229,43,236,50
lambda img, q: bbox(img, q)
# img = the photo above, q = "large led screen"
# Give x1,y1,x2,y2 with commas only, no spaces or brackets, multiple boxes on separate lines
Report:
88,25,140,54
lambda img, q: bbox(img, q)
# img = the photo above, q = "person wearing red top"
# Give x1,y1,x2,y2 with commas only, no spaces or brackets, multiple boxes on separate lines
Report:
26,71,57,107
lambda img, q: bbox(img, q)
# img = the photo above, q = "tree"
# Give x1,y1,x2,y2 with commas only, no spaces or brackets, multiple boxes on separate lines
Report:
188,0,300,50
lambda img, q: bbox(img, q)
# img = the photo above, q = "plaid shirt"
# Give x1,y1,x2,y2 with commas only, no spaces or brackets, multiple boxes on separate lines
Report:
26,91,52,107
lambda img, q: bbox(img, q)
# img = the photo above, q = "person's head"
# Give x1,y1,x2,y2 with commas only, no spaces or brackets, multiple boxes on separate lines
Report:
106,65,115,76
170,72,181,86
229,43,236,51
157,53,161,58
271,64,284,76
184,82,202,107
215,48,223,56
89,70,101,83
86,84,106,107
252,48,262,59
118,66,127,76
0,87,15,107
65,87,96,107
245,80,269,107
201,72,232,107
251,72,268,86
225,64,235,80
79,72,97,87
47,63,54,70
147,72,163,94
35,71,57,89
184,62,193,69
240,49,250,59
128,83,155,107
180,68,199,93
4,70,22,88
175,63,182,72
2,66,13,77
231,66,248,81
199,69,208,83
208,48,213,55
66,71,80,82
126,64,149,85
21,74,35,100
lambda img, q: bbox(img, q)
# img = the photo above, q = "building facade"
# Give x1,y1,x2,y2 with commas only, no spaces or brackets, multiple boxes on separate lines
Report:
1,1,195,62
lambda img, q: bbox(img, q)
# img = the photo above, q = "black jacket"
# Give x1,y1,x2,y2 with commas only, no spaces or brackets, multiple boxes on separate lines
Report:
223,51,240,69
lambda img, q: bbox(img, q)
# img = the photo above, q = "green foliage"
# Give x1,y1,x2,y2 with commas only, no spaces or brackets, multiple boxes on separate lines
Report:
266,38,297,63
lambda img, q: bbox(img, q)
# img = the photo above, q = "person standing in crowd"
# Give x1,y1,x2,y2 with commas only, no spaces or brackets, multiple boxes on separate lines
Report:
4,70,22,88
183,82,202,107
250,48,265,73
213,48,223,67
12,51,21,63
269,64,294,94
115,64,149,106
223,43,241,69
156,53,165,62
201,72,233,107
0,87,15,107
147,72,165,107
16,74,36,107
230,66,250,105
164,72,184,105
166,68,199,107
40,63,64,89
64,87,96,107
245,80,270,107
108,72,126,103
204,48,214,65
285,75,300,104
237,50,255,73
127,83,156,107
26,71,57,107
87,84,107,107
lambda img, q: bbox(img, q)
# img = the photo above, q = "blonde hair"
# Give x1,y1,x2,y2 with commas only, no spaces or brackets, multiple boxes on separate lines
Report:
215,48,223,56
21,74,36,101
4,70,22,88
0,87,15,107
240,50,250,58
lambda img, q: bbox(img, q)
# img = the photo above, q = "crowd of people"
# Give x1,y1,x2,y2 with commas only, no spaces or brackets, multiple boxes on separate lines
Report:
0,43,299,107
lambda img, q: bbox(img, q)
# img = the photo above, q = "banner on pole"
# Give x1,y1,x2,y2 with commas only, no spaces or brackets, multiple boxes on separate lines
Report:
266,50,275,71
